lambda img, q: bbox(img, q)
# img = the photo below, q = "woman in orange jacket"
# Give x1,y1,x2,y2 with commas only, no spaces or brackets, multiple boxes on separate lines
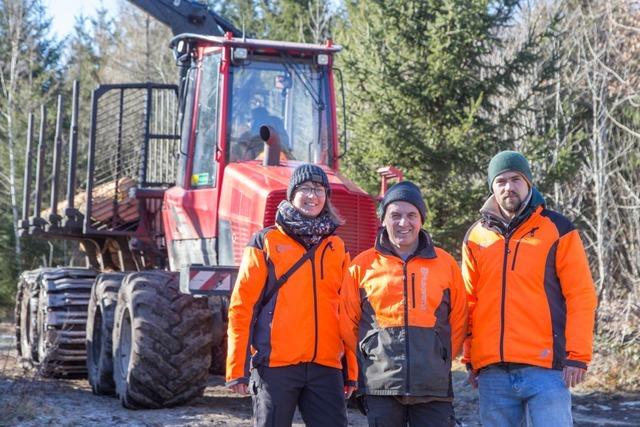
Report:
226,164,356,427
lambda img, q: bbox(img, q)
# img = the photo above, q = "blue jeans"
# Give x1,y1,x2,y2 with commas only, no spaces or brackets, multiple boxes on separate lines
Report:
478,364,572,427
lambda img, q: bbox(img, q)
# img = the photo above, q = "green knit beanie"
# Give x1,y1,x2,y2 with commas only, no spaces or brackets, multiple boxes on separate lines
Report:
487,151,533,190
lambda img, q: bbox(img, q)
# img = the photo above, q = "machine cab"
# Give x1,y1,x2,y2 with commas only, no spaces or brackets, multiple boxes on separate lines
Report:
226,50,334,165
176,34,341,185
163,34,350,271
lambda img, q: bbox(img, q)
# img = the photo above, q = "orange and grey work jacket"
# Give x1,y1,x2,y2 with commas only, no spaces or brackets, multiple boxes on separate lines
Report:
462,188,597,372
225,224,357,387
340,229,468,397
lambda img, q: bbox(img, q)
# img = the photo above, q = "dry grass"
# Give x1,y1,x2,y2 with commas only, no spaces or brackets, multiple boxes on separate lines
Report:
585,340,640,392
584,299,640,392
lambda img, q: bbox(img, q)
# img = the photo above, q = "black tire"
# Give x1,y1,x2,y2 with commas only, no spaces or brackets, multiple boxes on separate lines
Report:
112,271,214,409
86,272,125,395
35,267,97,377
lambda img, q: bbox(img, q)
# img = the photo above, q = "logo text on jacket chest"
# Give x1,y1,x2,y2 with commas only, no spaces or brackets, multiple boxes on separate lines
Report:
420,267,428,311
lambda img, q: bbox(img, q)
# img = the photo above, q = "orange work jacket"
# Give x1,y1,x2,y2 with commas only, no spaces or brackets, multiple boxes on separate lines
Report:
341,229,468,397
462,189,597,371
226,225,356,387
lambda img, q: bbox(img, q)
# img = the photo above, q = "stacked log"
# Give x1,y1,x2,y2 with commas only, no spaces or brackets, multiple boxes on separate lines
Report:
41,177,139,226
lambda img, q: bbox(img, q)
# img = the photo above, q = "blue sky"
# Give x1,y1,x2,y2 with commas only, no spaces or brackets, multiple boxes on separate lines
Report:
44,0,120,38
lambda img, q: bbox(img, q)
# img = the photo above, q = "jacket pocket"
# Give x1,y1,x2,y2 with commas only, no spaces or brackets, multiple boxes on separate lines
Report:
320,241,333,280
408,327,451,396
511,227,539,270
360,327,406,392
411,273,416,309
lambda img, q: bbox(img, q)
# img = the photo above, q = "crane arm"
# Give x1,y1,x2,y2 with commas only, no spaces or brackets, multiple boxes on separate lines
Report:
127,0,242,37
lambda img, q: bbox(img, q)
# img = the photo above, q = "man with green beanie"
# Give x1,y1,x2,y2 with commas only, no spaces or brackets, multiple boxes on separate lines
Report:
462,151,597,426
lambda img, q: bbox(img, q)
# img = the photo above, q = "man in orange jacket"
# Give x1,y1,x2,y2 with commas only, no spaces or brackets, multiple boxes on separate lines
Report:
462,151,597,426
341,181,468,427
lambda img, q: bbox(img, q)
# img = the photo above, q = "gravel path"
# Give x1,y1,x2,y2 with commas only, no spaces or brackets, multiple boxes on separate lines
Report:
1,323,638,426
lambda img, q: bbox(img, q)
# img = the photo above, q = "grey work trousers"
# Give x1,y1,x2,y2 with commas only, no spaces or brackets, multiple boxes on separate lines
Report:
249,362,347,427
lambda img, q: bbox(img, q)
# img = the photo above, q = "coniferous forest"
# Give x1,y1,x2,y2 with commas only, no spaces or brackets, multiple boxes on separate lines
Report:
0,0,638,390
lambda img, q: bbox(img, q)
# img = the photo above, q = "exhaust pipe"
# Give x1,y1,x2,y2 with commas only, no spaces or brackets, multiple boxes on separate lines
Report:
260,125,281,167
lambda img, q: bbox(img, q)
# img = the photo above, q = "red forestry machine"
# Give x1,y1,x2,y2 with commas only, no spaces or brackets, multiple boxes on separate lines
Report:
13,0,383,409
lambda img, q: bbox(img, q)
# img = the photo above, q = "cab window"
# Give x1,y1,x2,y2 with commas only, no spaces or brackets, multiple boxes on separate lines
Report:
191,52,221,187
227,56,332,165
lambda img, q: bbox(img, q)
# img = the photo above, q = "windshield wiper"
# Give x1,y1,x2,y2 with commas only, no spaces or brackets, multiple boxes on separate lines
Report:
280,52,325,112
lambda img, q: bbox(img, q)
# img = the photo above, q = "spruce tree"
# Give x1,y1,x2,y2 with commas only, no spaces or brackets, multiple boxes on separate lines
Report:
337,0,549,251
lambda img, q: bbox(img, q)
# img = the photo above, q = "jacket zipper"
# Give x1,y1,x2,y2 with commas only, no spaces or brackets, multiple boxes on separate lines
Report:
510,227,539,271
499,235,511,362
319,241,332,279
403,262,411,393
311,257,319,362
411,273,416,309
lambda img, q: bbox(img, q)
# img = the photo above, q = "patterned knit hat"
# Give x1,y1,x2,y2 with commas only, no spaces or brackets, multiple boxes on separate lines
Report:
287,164,331,200
379,181,426,223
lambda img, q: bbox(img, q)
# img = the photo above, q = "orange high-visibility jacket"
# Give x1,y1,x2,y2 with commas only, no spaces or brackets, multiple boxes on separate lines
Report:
340,229,468,397
226,225,357,386
462,189,597,371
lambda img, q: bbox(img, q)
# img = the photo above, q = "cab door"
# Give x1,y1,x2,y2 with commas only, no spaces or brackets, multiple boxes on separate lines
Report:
164,49,223,271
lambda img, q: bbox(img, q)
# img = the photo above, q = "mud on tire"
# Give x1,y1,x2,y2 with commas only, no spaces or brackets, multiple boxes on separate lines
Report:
112,271,214,409
14,280,22,356
86,272,125,395
15,271,41,368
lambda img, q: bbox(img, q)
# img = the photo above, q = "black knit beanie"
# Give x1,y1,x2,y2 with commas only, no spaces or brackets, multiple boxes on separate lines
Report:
379,181,426,223
287,164,331,200
487,151,533,190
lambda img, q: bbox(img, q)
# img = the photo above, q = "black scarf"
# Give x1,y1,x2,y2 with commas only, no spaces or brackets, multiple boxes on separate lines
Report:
275,200,338,248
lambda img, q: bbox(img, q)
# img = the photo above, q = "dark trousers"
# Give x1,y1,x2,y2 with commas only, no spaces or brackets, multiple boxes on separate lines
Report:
249,362,347,427
365,395,456,427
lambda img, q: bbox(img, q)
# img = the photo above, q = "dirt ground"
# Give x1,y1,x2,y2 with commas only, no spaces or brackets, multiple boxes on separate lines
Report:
1,322,639,427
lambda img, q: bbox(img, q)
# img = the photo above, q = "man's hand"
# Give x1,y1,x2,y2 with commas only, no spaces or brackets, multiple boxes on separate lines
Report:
563,366,586,388
467,370,478,389
228,383,249,394
344,385,357,399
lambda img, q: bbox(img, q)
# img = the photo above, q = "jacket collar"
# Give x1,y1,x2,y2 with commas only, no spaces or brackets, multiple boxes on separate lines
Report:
375,227,437,260
480,187,545,235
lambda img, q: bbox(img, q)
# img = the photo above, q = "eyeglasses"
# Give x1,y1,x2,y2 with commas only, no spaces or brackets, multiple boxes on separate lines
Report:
296,186,326,197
